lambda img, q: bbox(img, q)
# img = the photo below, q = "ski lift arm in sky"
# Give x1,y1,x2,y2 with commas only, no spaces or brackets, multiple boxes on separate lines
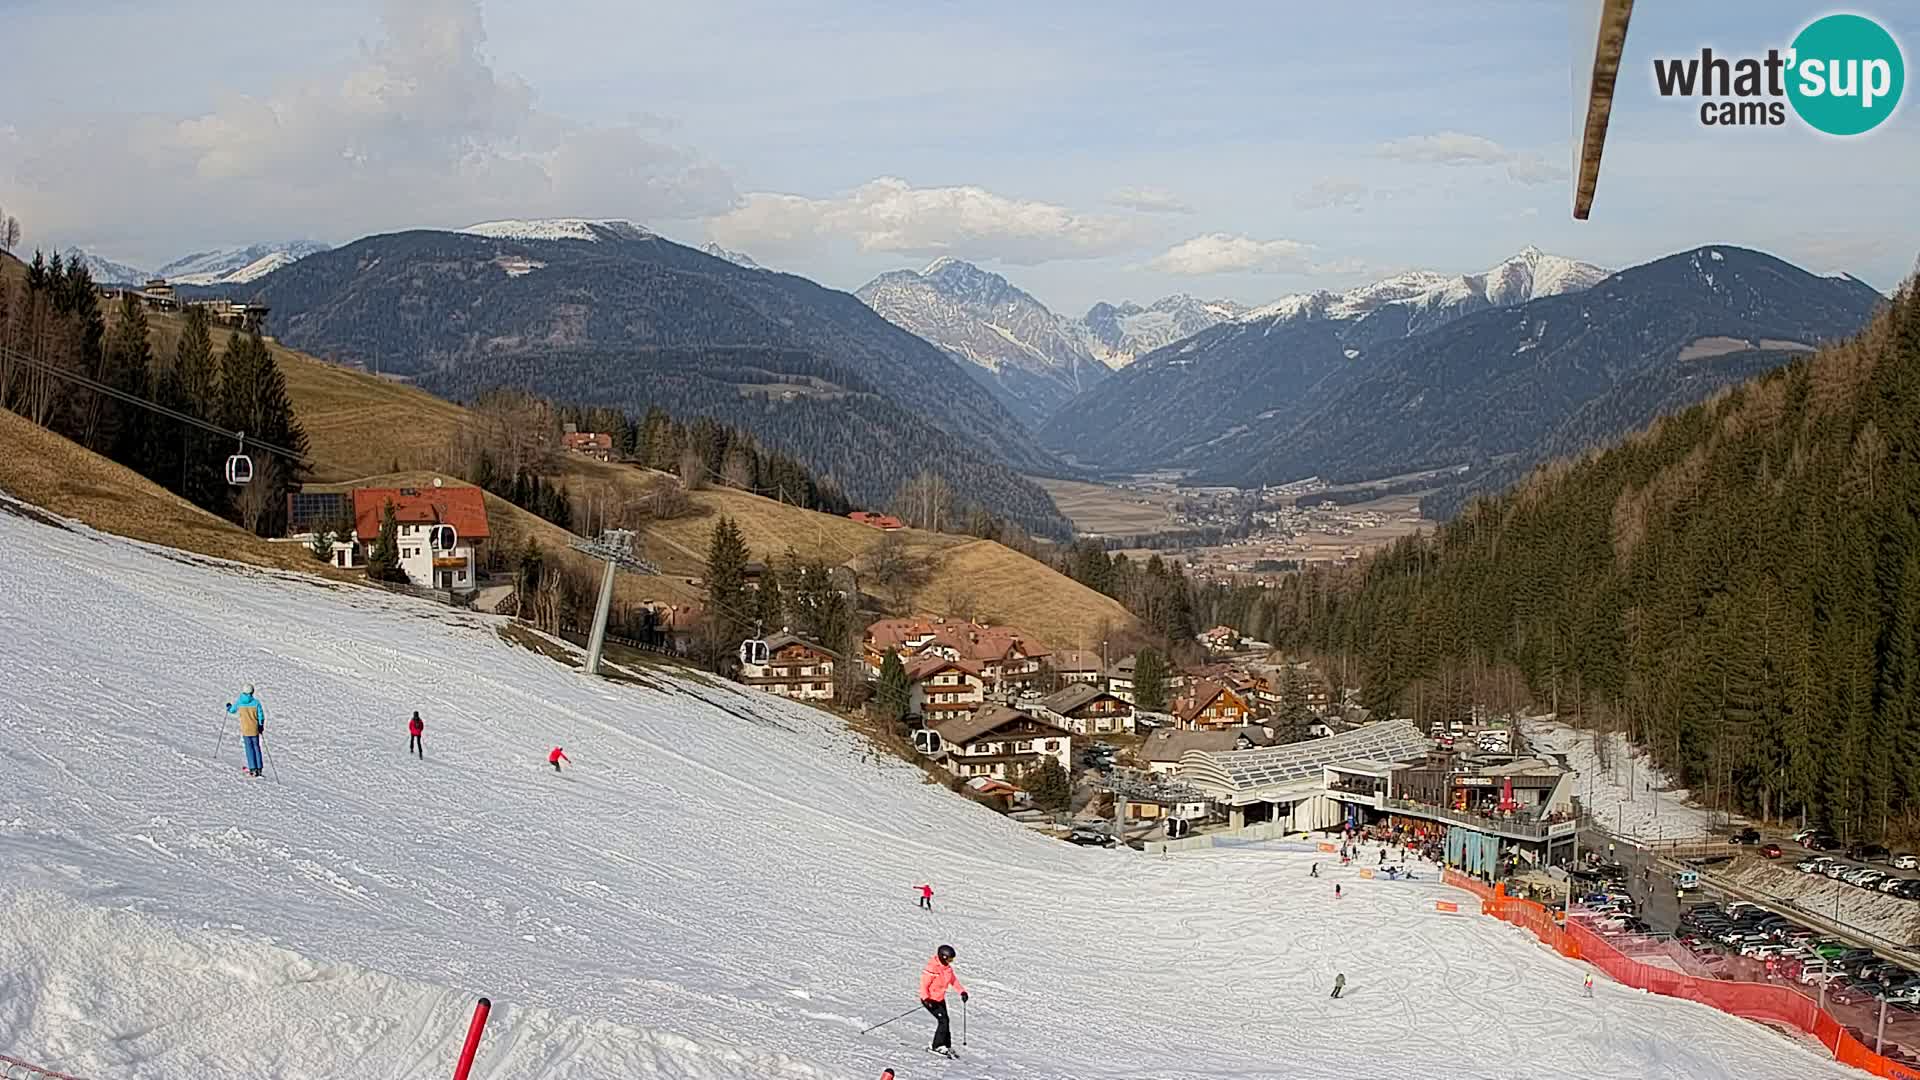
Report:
1574,0,1634,220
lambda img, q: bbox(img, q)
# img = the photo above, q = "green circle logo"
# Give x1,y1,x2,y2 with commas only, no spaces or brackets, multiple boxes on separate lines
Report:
1787,14,1905,135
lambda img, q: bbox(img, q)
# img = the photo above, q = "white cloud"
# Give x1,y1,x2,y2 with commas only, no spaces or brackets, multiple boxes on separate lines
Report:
1107,186,1193,214
1294,178,1369,210
708,177,1138,265
1378,131,1514,165
1148,233,1315,275
3,0,736,260
1377,131,1567,187
1503,155,1569,186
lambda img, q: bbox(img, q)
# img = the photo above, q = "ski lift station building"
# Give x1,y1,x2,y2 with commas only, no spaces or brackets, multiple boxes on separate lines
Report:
1170,719,1577,864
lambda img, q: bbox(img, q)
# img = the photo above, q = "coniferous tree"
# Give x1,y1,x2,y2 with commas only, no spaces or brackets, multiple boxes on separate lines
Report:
755,558,786,632
103,292,156,472
1025,757,1072,811
367,501,405,583
173,306,225,512
875,648,911,724
309,525,337,562
704,515,752,659
1134,648,1170,712
216,329,308,535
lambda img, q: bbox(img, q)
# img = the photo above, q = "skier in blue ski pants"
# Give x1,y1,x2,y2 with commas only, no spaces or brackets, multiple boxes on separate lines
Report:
228,686,267,777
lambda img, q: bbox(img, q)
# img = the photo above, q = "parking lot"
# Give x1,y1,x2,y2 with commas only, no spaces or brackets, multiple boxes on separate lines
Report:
1567,844,1920,1066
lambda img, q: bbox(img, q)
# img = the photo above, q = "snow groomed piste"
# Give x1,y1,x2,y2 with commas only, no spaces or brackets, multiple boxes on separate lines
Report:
0,494,1865,1079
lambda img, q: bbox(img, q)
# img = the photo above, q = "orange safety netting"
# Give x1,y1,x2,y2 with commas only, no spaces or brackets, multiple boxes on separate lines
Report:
1438,874,1920,1080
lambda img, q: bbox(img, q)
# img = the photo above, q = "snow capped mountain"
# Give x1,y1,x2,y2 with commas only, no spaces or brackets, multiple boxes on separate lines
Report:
1073,294,1248,369
856,258,1106,428
459,218,652,243
157,241,332,286
62,248,150,286
702,242,762,270
1237,248,1607,333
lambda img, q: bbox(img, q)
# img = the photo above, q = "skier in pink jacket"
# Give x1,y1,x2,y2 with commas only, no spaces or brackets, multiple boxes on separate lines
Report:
918,944,968,1058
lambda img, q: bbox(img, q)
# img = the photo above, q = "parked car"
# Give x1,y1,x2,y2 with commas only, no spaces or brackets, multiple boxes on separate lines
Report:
1807,834,1842,851
1851,843,1892,862
1797,856,1832,873
1801,960,1844,984
1896,880,1920,900
1826,862,1854,879
1893,853,1919,870
1881,877,1907,894
1730,827,1762,845
1065,828,1115,847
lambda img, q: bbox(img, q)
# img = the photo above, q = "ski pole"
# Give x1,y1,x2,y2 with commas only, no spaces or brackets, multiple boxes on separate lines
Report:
860,1005,922,1035
961,997,967,1047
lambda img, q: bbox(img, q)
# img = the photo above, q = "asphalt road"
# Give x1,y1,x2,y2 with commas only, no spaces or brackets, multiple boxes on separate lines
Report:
1580,828,1693,932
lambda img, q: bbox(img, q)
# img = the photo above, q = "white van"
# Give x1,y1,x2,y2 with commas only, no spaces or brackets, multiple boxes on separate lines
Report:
1798,959,1841,984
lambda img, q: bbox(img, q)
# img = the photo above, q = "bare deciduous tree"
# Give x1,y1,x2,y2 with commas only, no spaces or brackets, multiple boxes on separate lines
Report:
679,448,709,491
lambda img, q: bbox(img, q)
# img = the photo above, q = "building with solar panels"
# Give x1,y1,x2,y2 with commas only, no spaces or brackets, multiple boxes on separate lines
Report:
1167,718,1578,869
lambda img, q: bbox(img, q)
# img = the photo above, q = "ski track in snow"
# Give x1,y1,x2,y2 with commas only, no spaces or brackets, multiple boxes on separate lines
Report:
0,502,1857,1079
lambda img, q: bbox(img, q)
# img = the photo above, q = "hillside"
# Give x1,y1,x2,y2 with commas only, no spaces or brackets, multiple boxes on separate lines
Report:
1273,283,1920,838
130,319,1138,647
642,484,1143,648
236,225,1072,536
0,502,1859,1080
1043,247,1609,475
0,408,341,577
1047,247,1883,514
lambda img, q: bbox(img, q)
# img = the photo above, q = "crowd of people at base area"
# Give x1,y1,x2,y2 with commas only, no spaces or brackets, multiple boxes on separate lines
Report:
222,685,579,779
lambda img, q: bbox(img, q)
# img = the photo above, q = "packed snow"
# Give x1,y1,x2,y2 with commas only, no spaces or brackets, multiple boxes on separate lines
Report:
1524,718,1724,841
0,500,1858,1080
460,219,653,243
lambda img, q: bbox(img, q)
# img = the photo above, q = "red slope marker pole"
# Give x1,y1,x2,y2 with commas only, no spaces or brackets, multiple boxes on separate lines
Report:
452,996,492,1080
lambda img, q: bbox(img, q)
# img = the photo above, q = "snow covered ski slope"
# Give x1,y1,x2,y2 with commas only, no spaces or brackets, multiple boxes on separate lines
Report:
0,499,1861,1080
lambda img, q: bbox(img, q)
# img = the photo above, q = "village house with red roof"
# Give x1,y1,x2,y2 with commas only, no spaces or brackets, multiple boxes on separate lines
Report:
329,484,492,594
863,616,1052,693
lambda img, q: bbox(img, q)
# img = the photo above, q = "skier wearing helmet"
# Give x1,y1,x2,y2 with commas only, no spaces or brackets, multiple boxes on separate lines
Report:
919,944,969,1058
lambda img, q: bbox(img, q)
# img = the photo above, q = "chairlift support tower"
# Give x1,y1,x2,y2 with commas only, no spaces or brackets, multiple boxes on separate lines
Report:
569,528,660,677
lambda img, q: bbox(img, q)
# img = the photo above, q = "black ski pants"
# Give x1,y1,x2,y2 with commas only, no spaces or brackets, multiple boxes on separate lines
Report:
409,734,423,758
923,999,951,1049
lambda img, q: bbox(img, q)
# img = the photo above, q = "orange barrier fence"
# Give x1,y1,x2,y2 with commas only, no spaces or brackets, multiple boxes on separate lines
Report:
1442,875,1920,1080
1442,868,1495,902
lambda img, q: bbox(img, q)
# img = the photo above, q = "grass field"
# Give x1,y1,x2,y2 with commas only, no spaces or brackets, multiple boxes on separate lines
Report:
0,408,349,577
1033,476,1178,536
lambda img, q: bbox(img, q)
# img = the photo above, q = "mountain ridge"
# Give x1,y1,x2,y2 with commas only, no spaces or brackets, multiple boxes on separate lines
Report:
237,227,1073,536
855,258,1108,428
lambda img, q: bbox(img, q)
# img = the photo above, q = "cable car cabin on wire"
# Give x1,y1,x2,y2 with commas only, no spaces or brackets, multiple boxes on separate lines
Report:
428,524,458,552
739,638,770,667
226,432,253,486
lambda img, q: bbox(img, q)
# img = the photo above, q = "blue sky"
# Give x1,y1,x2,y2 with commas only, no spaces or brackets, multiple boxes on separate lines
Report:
2,0,1914,313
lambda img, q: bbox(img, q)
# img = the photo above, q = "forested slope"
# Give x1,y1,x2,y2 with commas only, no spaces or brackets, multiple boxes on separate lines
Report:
1276,284,1920,840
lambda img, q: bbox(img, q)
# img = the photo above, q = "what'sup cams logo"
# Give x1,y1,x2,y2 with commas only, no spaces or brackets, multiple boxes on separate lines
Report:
1653,13,1904,134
